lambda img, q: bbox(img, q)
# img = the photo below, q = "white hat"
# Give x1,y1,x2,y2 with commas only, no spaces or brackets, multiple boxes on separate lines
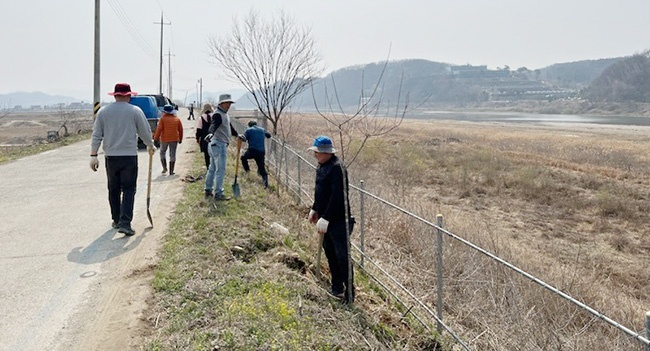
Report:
218,94,236,105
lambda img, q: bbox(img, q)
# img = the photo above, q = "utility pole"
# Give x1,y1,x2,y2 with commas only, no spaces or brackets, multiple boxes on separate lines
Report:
165,49,175,100
93,0,100,120
154,13,171,96
198,78,203,107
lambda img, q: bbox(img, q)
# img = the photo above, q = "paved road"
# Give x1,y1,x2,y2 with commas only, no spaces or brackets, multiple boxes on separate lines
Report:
0,118,194,350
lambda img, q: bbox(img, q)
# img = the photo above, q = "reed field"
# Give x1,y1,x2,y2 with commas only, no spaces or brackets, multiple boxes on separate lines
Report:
277,113,650,350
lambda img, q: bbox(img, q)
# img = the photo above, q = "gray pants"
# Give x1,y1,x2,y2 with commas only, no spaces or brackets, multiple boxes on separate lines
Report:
159,141,178,162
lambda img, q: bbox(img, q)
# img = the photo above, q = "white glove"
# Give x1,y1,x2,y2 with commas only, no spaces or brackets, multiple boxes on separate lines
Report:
316,217,329,234
205,133,213,142
90,156,99,172
308,209,317,224
147,145,156,156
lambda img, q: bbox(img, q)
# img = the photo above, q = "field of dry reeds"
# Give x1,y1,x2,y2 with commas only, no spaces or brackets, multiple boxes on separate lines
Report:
277,113,650,350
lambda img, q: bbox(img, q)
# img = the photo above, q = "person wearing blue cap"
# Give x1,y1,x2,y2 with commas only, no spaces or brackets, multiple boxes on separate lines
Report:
240,120,272,188
154,104,184,175
307,135,355,303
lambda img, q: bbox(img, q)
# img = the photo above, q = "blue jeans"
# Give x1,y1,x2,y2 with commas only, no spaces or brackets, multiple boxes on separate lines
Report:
105,156,138,227
205,140,228,196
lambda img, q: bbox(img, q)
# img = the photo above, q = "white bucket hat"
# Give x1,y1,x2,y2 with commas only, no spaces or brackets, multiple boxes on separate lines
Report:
218,94,236,105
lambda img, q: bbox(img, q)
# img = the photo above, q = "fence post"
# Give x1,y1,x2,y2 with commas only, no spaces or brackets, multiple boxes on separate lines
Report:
359,180,366,268
284,146,289,190
272,139,277,171
436,214,444,334
297,159,302,204
646,311,650,351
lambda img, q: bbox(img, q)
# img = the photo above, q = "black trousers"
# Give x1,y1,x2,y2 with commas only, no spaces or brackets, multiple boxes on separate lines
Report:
200,140,210,168
240,148,267,177
322,221,354,297
105,156,138,226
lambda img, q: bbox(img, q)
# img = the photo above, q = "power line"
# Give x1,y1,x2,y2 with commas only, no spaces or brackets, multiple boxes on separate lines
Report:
106,0,158,60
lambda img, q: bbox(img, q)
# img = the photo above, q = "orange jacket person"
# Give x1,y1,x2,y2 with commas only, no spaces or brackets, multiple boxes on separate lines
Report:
154,104,184,175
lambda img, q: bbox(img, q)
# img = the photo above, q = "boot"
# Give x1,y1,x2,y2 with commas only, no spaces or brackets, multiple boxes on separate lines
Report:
262,174,269,188
169,161,175,175
161,159,167,174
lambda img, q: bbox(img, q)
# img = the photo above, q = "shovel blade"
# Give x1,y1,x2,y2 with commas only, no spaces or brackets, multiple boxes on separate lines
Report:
232,178,240,198
146,197,153,227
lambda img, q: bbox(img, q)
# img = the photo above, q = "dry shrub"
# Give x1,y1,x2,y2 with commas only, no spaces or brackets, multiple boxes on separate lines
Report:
284,114,650,350
597,187,635,219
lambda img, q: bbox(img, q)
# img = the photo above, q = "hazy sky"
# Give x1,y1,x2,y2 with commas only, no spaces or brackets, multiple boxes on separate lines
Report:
2,0,648,102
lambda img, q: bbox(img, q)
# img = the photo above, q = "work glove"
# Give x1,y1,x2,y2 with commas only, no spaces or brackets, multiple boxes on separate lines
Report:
238,134,247,142
179,139,182,144
147,145,156,156
316,217,329,234
308,209,318,224
90,156,99,172
205,133,213,142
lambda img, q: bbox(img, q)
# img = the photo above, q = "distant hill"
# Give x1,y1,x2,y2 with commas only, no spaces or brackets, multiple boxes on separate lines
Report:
538,57,624,89
0,91,83,108
585,51,650,102
234,57,634,113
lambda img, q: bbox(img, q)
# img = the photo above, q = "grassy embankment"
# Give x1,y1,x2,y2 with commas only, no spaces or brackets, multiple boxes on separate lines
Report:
141,152,444,350
0,133,90,164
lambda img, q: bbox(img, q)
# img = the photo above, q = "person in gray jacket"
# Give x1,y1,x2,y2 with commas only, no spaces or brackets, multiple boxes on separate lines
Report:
90,83,155,236
204,94,244,201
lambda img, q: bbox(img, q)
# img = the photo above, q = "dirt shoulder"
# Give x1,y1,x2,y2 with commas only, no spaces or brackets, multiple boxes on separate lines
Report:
61,113,196,351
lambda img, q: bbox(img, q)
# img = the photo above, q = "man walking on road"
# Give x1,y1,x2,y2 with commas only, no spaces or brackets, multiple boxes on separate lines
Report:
90,82,156,236
187,102,195,120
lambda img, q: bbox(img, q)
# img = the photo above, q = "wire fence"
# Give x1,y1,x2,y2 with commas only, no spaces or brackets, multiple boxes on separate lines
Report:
231,116,650,350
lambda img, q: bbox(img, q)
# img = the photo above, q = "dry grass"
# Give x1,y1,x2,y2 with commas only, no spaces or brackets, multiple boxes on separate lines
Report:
141,154,443,350
282,114,650,350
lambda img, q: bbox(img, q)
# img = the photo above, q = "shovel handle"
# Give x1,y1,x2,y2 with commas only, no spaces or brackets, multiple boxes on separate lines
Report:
234,137,242,176
147,152,153,197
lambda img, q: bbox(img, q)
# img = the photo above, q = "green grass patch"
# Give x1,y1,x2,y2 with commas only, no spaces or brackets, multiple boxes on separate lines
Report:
143,152,447,350
0,132,91,164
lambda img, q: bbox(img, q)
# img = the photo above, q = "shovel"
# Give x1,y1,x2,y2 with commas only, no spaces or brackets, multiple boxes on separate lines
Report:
315,231,325,281
146,151,154,227
232,138,242,198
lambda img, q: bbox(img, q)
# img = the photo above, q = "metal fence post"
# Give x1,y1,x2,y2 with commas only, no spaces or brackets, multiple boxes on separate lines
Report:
359,180,366,267
436,214,444,334
646,312,650,351
284,146,289,190
297,159,302,203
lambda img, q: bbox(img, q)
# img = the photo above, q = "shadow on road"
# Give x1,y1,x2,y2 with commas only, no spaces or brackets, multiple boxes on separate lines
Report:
67,227,150,265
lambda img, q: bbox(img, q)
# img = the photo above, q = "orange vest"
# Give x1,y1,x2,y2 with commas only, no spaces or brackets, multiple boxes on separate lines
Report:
154,114,184,142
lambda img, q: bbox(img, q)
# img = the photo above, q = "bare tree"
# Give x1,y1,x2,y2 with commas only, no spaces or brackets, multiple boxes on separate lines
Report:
310,55,433,305
0,103,10,121
312,58,414,168
207,10,323,135
56,105,79,138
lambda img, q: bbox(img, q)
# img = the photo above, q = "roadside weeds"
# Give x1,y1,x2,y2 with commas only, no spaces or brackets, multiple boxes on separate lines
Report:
140,154,442,350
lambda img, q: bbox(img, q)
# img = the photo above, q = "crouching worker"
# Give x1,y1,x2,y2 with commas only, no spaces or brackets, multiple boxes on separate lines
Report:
240,120,272,188
307,136,355,303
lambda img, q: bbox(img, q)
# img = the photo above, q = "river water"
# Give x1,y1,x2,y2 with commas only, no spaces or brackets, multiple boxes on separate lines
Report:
407,110,650,127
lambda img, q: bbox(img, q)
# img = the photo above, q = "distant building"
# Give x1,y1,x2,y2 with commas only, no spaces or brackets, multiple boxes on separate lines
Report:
448,65,510,78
